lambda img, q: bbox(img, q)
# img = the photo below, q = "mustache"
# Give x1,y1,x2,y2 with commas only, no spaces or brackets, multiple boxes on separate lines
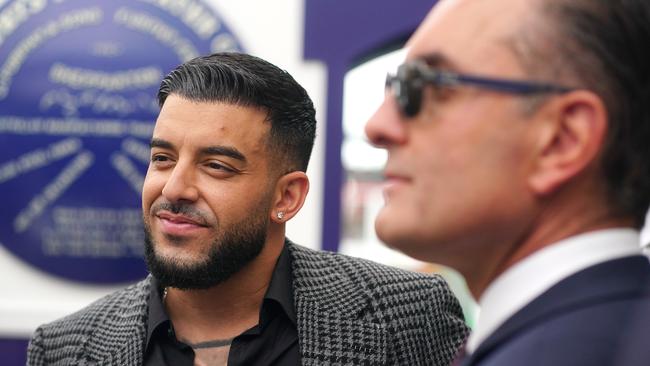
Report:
151,202,209,224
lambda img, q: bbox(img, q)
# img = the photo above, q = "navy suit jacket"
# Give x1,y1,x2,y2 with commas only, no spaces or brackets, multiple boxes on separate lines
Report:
462,255,650,366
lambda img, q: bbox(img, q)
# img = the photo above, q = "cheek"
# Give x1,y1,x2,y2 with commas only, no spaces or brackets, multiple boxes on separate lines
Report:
407,125,526,209
141,172,163,211
203,182,273,219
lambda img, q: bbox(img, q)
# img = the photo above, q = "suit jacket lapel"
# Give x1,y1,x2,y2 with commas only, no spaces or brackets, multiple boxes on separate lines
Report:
288,241,388,365
75,277,151,365
466,256,650,365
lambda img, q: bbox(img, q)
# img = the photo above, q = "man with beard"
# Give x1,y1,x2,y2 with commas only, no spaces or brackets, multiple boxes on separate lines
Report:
365,0,650,365
27,52,468,366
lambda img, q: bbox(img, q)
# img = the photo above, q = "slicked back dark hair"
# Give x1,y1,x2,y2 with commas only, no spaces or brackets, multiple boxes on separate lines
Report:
540,0,650,227
158,52,316,173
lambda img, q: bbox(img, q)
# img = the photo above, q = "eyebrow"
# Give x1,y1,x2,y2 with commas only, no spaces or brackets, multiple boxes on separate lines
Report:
150,138,173,150
415,52,460,70
199,146,247,162
149,138,247,163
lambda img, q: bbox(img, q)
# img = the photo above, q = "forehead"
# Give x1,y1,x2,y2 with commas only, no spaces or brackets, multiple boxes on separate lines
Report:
407,0,539,73
153,95,269,155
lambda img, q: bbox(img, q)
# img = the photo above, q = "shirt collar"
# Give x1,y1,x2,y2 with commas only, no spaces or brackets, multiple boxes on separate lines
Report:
145,240,296,349
146,277,168,352
262,240,296,325
466,228,642,353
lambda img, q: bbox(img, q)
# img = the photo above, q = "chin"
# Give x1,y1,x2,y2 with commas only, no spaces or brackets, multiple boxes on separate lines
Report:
158,248,205,266
375,207,413,239
376,225,437,262
376,224,410,251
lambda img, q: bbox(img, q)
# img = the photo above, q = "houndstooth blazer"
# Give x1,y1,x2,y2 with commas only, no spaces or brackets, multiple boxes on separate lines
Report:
27,241,468,365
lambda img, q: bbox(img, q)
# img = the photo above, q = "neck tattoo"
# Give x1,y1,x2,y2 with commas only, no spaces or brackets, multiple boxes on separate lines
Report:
183,338,235,349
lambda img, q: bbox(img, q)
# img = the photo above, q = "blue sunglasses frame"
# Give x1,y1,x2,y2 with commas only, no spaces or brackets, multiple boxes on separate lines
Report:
386,61,575,117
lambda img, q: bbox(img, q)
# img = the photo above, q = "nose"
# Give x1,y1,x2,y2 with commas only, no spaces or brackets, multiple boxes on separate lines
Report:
161,161,199,203
365,94,407,148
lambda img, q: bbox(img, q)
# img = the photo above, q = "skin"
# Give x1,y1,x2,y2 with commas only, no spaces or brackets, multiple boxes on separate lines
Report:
142,94,309,343
365,0,628,299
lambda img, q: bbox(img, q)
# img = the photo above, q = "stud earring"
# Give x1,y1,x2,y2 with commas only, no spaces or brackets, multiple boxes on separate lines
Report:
276,211,285,220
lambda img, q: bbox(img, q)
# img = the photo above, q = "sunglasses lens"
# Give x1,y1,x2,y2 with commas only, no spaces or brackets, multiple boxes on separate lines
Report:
387,64,425,118
394,79,410,115
398,64,422,117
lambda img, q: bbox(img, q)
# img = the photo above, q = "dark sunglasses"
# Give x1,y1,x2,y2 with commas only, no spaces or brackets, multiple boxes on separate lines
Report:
386,61,575,117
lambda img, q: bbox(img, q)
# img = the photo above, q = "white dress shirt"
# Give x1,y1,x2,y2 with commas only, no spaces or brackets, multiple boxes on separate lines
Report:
466,228,643,353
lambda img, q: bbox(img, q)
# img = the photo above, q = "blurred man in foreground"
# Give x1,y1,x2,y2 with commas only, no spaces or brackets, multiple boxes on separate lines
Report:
366,0,650,365
27,52,468,365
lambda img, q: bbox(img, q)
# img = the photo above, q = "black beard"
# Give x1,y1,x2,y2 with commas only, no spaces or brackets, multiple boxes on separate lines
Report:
143,205,268,290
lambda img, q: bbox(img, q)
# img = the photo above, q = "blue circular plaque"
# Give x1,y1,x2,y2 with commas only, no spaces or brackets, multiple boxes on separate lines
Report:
0,0,243,283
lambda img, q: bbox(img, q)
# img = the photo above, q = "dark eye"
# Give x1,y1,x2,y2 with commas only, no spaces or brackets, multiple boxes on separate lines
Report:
151,154,170,163
150,154,175,169
207,161,235,173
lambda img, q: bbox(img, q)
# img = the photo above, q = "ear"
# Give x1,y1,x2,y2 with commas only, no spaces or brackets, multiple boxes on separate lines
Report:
270,171,310,223
528,91,608,196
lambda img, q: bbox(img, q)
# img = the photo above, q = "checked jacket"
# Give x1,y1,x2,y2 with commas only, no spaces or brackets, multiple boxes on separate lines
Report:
27,240,468,365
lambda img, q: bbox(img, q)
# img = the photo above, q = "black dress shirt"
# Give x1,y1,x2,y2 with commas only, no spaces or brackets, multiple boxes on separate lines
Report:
143,244,300,365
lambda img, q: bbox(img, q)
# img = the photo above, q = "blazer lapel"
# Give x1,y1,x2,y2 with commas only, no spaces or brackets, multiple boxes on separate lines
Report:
466,256,650,365
288,242,388,365
74,277,151,365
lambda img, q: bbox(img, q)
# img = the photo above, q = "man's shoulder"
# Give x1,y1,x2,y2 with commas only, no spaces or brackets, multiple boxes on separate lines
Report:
28,278,150,365
479,297,650,366
35,277,150,338
287,241,469,366
287,242,450,297
473,257,650,366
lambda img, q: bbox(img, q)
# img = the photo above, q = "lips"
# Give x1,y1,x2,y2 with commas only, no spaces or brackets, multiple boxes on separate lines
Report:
155,211,208,236
157,211,206,225
383,170,411,186
384,171,409,181
382,171,411,201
